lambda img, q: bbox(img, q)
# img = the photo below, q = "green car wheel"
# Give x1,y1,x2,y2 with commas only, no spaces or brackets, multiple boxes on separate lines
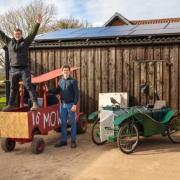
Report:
117,121,139,154
168,116,180,144
91,119,107,145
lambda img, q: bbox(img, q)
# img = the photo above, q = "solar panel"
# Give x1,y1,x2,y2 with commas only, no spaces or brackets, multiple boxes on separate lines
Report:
104,25,136,31
78,30,132,38
131,29,163,35
134,23,168,30
166,22,180,29
36,28,80,40
161,28,180,34
35,22,180,42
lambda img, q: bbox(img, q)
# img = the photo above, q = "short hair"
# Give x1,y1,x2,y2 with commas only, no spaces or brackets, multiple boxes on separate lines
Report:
14,28,22,34
62,64,70,71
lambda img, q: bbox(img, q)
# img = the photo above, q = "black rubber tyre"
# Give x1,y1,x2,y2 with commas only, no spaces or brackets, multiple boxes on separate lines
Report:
91,119,107,145
168,116,180,144
31,137,45,154
77,114,88,134
117,121,139,154
1,138,16,152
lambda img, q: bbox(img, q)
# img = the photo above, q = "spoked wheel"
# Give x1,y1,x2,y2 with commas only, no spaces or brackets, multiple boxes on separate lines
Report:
117,121,139,154
168,116,180,144
1,138,16,152
31,137,45,154
91,119,107,145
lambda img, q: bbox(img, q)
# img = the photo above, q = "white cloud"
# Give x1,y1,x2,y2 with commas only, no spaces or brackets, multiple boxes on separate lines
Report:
0,0,180,26
0,0,30,14
83,0,180,26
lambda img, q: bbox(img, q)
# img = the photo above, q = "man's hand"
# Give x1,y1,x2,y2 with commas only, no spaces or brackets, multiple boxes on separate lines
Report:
71,105,77,112
35,14,42,24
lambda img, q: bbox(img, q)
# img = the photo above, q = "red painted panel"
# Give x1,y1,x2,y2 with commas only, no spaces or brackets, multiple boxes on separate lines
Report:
28,103,61,135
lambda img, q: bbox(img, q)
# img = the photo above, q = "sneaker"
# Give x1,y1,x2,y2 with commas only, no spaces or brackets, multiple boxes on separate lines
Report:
71,141,77,148
2,105,16,112
54,141,67,148
30,101,38,111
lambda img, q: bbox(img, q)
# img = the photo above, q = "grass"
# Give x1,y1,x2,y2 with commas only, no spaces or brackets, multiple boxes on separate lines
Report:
0,73,6,110
0,74,5,81
0,97,6,110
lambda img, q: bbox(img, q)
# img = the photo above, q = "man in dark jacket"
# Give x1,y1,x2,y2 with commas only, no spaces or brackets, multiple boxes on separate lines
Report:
48,65,79,148
1,15,42,111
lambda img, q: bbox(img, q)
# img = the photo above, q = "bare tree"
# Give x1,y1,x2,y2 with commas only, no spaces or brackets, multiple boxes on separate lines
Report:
0,0,56,68
0,51,4,67
49,17,91,31
0,0,56,42
0,0,91,68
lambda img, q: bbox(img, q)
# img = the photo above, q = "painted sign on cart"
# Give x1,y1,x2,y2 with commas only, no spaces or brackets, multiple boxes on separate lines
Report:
28,104,61,134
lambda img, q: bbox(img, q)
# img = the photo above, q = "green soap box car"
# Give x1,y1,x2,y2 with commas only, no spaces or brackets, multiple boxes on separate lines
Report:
88,98,180,154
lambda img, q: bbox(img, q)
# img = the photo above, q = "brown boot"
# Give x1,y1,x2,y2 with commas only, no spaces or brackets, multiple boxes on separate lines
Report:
30,101,38,111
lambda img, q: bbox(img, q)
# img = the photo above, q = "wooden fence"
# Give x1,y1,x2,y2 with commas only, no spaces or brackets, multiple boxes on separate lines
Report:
29,44,180,114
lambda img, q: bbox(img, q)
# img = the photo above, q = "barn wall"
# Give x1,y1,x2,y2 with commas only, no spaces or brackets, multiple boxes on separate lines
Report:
29,45,180,114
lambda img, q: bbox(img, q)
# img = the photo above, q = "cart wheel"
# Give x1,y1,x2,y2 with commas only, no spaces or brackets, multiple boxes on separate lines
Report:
31,137,45,154
91,119,107,145
117,121,139,154
168,116,180,144
1,138,16,152
77,114,88,134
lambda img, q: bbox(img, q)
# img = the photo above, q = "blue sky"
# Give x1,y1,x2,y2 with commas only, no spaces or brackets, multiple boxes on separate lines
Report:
0,0,180,26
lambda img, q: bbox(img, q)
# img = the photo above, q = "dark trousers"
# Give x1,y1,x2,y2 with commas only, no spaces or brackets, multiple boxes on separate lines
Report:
9,66,37,106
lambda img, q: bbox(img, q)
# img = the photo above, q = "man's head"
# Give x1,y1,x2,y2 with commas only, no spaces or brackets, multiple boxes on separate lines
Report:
14,28,23,41
62,65,71,79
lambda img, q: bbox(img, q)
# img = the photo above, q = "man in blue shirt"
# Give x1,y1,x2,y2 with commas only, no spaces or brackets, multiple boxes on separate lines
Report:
49,65,79,148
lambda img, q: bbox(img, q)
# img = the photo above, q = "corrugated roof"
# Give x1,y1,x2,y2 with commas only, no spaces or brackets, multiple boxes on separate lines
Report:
131,18,180,25
35,22,180,42
104,12,180,26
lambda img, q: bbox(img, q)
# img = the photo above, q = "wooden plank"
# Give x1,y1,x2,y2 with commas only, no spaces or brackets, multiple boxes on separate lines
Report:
161,46,170,104
94,48,101,110
42,50,49,73
73,49,81,108
122,47,130,94
29,50,36,75
138,47,146,105
169,45,179,109
115,47,123,92
61,49,67,66
146,46,154,105
0,112,29,138
87,48,95,113
154,46,163,100
134,47,141,105
80,48,87,113
36,50,42,76
179,46,180,109
54,49,61,69
73,48,81,85
108,47,116,92
67,49,74,67
129,47,136,106
101,48,108,93
48,49,55,89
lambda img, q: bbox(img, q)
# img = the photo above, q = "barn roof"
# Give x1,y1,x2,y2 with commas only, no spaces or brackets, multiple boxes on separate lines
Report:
35,22,180,42
104,12,180,26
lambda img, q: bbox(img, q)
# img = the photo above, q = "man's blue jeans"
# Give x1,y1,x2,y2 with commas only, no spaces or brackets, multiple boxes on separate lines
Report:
60,103,77,142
